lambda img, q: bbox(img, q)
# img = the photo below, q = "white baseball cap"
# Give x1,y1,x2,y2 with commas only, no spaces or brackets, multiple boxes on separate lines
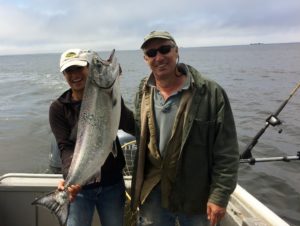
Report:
59,49,89,72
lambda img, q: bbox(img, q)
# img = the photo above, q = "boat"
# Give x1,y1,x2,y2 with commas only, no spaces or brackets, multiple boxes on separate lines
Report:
0,131,290,226
0,174,290,226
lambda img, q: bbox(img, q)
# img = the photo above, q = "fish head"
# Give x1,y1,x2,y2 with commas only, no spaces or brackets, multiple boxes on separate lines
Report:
89,50,121,89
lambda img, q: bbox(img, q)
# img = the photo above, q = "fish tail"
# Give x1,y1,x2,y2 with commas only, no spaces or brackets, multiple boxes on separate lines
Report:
32,190,70,226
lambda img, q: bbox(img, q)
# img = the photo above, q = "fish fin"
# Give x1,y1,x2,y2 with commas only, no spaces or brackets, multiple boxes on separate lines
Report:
108,49,115,62
111,141,118,157
32,190,70,226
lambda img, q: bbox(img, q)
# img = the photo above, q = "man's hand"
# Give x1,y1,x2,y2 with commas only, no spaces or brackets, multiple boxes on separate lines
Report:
58,180,81,202
207,202,226,226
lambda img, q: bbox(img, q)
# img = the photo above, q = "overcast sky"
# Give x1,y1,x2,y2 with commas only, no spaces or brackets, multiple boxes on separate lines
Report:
0,0,299,55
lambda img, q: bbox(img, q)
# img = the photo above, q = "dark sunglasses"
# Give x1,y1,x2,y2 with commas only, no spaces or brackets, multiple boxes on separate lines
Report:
144,44,175,58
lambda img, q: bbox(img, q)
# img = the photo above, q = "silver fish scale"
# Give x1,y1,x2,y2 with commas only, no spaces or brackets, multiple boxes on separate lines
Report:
81,112,102,129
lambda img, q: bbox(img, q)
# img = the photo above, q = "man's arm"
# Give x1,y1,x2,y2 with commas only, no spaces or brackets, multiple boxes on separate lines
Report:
208,87,239,217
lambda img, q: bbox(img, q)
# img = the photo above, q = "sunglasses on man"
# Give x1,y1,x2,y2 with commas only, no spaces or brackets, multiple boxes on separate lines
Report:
144,44,176,58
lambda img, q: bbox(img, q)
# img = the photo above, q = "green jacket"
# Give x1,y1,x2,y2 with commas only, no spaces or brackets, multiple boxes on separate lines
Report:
131,64,239,214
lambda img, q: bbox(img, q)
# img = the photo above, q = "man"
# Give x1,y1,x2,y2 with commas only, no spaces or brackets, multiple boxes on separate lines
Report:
50,48,134,226
131,31,240,226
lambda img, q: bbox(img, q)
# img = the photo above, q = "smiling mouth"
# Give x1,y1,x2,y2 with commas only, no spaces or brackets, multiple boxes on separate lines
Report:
156,63,167,69
72,78,83,83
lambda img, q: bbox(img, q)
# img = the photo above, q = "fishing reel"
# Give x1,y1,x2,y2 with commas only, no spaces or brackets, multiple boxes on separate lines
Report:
266,115,283,133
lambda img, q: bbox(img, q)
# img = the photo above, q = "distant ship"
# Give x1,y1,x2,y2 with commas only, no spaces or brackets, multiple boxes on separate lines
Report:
250,42,264,45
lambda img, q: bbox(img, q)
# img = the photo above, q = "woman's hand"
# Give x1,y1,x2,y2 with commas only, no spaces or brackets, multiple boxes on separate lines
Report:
58,180,81,202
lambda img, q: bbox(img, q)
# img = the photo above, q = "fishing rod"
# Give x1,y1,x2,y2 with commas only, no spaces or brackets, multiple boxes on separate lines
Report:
240,152,300,165
240,82,300,159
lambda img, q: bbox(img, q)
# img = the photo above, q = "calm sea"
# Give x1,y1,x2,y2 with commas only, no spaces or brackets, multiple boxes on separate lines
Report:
0,43,299,225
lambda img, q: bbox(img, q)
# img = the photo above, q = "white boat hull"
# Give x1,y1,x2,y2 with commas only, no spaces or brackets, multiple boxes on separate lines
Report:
0,173,289,226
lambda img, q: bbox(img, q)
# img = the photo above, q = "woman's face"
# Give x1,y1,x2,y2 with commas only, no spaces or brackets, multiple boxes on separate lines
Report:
63,65,89,94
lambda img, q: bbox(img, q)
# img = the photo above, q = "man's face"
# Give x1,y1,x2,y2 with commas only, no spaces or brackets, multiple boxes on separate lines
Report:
143,39,178,80
63,65,89,93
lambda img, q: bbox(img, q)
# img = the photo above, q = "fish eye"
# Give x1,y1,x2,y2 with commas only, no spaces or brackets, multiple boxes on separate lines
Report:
94,61,102,71
97,64,102,69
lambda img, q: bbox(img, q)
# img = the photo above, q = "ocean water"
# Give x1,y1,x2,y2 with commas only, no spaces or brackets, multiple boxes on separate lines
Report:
0,43,299,225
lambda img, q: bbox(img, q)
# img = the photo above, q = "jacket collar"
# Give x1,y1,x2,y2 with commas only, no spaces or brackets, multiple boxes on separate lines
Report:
58,89,81,105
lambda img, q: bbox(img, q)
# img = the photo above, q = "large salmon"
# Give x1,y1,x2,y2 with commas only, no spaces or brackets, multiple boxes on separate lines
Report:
32,50,122,226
